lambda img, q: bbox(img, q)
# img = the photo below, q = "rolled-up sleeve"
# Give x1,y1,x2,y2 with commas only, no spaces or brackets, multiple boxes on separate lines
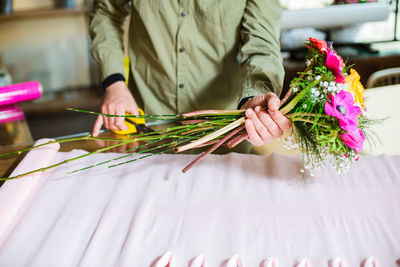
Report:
89,0,130,80
239,0,285,100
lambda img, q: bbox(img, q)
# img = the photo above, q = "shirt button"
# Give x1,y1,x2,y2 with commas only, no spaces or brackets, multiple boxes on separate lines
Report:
180,11,186,17
179,83,184,89
179,47,185,53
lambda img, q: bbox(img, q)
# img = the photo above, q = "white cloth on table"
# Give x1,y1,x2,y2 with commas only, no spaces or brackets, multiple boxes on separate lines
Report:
0,143,399,266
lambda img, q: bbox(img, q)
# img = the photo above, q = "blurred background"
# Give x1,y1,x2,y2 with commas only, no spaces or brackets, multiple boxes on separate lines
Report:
0,0,399,143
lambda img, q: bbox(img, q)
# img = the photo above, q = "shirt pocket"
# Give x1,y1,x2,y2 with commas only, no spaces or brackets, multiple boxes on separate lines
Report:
192,0,246,28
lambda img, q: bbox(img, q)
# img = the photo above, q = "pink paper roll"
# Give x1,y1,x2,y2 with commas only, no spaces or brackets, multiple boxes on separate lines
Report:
0,138,60,248
0,105,25,124
0,81,42,106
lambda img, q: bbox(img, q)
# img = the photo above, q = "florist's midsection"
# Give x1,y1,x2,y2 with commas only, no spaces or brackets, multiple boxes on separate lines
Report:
128,39,243,115
128,0,244,115
129,56,243,115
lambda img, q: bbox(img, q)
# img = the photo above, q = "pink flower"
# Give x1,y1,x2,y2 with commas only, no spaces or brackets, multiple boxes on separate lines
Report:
340,128,365,152
326,49,345,83
324,90,361,131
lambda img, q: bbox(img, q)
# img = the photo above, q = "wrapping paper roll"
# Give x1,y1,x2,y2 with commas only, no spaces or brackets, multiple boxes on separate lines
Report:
0,81,42,106
0,105,25,124
0,138,60,247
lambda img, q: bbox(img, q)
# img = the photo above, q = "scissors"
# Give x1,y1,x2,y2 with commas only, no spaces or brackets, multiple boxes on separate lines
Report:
112,108,154,135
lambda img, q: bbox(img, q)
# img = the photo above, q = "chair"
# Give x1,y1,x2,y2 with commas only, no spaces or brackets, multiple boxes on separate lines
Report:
366,67,400,88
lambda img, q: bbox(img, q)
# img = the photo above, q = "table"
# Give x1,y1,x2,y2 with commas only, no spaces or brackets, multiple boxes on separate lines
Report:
0,143,400,266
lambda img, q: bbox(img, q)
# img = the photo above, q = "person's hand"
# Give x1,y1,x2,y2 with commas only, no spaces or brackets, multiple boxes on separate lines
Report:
92,81,139,137
242,93,292,146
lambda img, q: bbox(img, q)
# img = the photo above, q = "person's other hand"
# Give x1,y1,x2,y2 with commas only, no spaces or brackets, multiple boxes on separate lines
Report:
92,81,139,137
242,93,292,146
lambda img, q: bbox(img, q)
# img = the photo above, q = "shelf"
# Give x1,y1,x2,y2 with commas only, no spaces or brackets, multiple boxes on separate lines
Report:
0,7,90,22
281,2,391,30
19,87,101,115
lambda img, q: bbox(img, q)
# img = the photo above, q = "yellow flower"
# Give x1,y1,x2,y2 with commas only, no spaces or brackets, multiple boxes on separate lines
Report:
345,69,365,109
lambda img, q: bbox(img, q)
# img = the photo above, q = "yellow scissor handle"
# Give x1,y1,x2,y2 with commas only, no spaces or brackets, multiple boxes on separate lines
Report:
112,108,145,135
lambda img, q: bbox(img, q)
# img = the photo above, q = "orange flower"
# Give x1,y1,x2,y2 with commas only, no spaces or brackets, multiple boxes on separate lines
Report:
345,69,365,109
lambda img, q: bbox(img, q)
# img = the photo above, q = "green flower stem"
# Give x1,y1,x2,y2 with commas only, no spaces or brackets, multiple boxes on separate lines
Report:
0,135,139,158
182,125,246,173
67,126,205,173
70,139,173,173
290,118,332,128
179,126,216,136
280,58,315,107
182,109,245,117
279,89,309,115
0,139,136,181
174,116,246,153
180,119,211,125
286,113,335,120
109,148,175,168
279,79,320,115
108,136,195,168
67,108,180,120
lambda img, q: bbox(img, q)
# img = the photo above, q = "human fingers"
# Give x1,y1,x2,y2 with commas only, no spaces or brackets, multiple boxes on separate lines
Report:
100,104,112,130
114,106,128,131
241,95,265,110
264,93,280,111
254,106,283,138
92,115,103,137
245,119,264,146
245,108,272,145
126,105,140,116
268,109,292,132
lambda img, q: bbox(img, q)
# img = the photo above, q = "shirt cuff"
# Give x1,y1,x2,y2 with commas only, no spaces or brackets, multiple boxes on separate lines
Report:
102,73,126,91
237,96,254,109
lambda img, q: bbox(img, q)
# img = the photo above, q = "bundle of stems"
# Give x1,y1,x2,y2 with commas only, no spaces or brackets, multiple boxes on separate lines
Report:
0,108,249,180
0,62,323,181
1,38,376,180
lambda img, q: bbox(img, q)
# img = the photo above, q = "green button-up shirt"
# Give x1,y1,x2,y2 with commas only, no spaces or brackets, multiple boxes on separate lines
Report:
90,0,284,115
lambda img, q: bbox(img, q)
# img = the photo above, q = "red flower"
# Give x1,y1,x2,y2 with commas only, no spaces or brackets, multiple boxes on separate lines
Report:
326,49,345,83
308,38,328,54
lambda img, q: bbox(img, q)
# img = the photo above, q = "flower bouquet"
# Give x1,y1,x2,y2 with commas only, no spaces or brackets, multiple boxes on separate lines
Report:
0,38,377,180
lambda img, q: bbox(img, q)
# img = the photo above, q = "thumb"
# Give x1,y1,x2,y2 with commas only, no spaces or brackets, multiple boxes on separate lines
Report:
265,93,280,111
